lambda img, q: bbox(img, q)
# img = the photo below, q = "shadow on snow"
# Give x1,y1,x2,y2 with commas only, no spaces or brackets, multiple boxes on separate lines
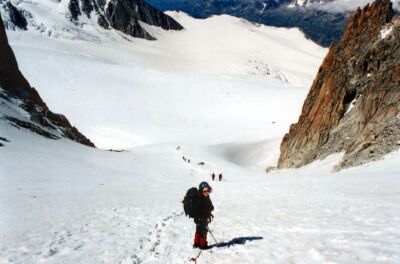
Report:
211,236,263,248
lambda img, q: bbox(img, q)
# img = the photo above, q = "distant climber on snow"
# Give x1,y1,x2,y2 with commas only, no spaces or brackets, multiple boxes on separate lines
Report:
182,181,214,250
218,173,222,181
211,173,215,181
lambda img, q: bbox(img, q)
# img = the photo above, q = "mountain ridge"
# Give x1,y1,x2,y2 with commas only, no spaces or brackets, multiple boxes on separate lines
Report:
277,0,400,170
1,0,183,40
145,0,349,46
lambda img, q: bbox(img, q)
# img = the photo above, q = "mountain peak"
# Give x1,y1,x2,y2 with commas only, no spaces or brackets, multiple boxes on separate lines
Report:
277,0,400,170
342,0,392,45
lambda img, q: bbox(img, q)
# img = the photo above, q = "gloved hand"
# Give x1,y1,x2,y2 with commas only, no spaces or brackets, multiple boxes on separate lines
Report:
207,213,214,223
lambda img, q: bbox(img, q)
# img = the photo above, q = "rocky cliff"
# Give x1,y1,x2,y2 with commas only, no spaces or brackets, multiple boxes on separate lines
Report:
278,0,400,170
0,16,95,147
104,0,184,40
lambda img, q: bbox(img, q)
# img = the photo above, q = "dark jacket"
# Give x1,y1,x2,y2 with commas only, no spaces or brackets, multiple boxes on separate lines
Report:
193,192,214,219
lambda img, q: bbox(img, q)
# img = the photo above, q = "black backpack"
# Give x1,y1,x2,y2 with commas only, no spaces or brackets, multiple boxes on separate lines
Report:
182,187,198,218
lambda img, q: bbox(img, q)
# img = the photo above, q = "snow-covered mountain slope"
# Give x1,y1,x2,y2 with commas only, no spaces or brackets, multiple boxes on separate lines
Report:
147,0,400,47
160,11,325,85
1,109,400,263
0,0,183,40
289,0,335,7
6,11,326,149
146,0,350,46
0,88,93,147
2,5,399,264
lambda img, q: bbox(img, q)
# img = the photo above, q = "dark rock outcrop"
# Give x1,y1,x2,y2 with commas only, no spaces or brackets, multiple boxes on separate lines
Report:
0,16,95,147
0,136,9,147
278,0,400,170
105,1,156,40
81,0,95,17
97,0,107,10
3,1,28,30
97,13,109,29
67,0,183,40
105,0,184,40
68,0,82,21
119,0,183,30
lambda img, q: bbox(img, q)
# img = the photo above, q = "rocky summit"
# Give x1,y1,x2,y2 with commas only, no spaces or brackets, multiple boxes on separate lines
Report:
0,16,95,147
278,0,400,170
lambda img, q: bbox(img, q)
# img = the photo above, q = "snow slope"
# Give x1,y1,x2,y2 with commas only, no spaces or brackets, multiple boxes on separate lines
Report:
1,119,400,264
1,10,400,264
5,11,325,149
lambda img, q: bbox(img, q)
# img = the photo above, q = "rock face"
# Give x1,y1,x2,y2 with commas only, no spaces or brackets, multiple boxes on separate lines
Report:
1,1,27,30
278,0,400,170
68,0,183,40
68,0,82,21
0,16,95,147
105,0,183,40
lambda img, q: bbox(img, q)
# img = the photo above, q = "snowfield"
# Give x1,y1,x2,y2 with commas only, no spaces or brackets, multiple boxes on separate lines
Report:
1,10,400,264
6,10,326,149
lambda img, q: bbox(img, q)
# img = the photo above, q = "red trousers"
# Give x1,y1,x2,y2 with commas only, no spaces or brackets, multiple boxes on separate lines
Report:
194,218,208,246
194,232,207,247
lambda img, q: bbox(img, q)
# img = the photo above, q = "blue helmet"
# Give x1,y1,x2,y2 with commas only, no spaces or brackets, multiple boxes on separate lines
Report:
199,181,212,192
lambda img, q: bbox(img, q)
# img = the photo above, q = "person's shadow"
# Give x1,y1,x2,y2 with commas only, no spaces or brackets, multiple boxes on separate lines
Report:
210,236,263,248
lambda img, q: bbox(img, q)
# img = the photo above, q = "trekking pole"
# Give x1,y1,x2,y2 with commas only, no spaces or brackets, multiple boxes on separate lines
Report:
207,227,218,244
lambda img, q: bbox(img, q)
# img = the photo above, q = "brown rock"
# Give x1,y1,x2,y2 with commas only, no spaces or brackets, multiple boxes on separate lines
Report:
278,0,400,170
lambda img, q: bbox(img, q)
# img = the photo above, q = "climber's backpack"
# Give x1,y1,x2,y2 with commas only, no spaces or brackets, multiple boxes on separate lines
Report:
182,187,198,218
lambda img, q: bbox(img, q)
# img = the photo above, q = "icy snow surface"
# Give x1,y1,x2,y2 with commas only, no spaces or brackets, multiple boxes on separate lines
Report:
1,11,400,264
380,25,393,39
